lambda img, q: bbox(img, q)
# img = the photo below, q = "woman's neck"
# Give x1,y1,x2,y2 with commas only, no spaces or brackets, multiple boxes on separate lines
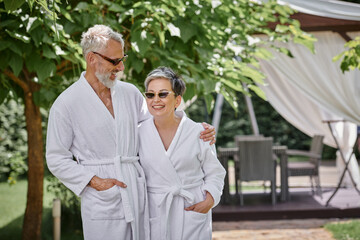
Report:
153,113,181,130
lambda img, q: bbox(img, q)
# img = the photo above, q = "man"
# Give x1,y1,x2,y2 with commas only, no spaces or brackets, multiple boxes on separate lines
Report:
46,25,215,240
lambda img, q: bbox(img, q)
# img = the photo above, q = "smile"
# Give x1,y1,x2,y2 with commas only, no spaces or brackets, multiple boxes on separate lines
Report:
152,105,165,109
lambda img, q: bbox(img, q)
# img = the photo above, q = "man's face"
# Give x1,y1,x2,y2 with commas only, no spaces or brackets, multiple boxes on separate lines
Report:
93,39,125,88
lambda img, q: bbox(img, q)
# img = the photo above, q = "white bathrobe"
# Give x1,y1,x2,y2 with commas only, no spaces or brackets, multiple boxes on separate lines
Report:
138,111,226,240
46,72,150,240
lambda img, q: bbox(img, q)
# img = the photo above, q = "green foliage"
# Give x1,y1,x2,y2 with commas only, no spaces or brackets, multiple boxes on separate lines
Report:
0,0,318,227
0,0,84,107
40,0,315,112
325,220,360,240
0,179,83,240
333,37,360,73
46,175,82,231
187,93,311,150
187,93,336,160
0,100,28,184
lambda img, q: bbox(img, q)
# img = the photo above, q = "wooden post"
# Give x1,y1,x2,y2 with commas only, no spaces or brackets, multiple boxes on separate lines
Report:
52,199,61,240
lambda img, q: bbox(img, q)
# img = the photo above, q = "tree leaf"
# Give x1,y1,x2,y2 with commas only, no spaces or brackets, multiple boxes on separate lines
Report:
0,51,11,70
9,43,22,56
29,27,44,47
42,45,57,59
248,84,266,101
25,50,42,73
0,41,12,51
203,93,214,114
36,60,56,82
9,54,23,77
5,29,30,43
130,30,153,56
0,86,9,105
4,0,25,11
176,18,197,43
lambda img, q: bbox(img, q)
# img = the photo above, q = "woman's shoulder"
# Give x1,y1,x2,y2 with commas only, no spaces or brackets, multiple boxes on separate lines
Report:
138,117,153,130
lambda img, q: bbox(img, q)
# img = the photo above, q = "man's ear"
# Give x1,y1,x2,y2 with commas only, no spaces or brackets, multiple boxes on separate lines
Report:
86,52,96,66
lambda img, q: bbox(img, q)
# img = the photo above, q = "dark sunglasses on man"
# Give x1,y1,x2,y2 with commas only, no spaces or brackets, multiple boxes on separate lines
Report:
144,91,175,99
92,51,128,66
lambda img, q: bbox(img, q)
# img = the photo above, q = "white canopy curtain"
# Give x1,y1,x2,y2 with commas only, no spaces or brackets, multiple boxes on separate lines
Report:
259,30,360,187
277,0,360,21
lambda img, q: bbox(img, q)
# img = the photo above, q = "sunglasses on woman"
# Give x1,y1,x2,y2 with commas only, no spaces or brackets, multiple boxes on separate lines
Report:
144,91,175,99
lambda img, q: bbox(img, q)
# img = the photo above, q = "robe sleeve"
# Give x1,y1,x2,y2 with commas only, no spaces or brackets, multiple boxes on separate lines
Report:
46,107,95,196
132,84,150,124
197,139,226,208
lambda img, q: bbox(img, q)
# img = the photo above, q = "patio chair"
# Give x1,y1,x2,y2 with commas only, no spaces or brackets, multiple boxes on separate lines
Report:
218,147,239,204
286,135,324,196
217,135,264,204
236,137,277,205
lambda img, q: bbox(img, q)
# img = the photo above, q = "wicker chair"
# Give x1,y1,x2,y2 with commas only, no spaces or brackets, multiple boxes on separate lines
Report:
218,135,265,204
218,147,239,204
286,135,324,196
236,137,277,205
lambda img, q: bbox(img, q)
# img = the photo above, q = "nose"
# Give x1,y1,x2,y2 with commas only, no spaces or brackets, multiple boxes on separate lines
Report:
153,94,161,102
115,61,125,71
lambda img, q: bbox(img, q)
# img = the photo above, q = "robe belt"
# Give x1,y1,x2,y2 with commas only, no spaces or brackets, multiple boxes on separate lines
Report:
79,155,140,223
147,181,203,240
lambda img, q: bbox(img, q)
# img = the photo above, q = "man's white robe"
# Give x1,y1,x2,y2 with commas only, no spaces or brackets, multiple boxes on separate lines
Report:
46,72,150,240
138,111,226,240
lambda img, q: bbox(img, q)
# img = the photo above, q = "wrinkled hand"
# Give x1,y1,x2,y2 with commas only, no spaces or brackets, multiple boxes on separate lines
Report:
88,175,127,191
184,192,214,214
200,122,216,145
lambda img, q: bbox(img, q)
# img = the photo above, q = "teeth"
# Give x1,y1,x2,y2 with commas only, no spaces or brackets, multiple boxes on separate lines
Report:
153,106,164,109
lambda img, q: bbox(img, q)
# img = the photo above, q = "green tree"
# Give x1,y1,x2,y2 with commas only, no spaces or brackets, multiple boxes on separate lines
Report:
0,1,84,239
0,0,315,239
333,36,360,73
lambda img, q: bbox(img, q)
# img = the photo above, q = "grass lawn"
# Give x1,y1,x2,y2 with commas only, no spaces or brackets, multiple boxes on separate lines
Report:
0,179,83,240
325,220,360,240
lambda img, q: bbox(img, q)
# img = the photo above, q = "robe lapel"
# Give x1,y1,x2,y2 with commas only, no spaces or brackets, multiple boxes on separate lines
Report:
80,76,116,143
165,112,186,158
149,119,182,185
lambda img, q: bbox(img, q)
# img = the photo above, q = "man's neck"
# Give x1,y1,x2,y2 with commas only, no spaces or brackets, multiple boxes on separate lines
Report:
84,70,109,96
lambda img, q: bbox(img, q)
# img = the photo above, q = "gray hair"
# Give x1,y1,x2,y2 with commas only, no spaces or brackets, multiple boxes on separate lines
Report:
80,24,124,59
145,67,186,97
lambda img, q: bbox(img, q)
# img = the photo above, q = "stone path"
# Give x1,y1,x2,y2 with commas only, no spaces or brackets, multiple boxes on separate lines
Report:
212,161,356,239
212,219,341,240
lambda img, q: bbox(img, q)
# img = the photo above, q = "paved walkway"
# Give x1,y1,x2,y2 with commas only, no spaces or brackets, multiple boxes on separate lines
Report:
213,161,351,239
212,219,339,240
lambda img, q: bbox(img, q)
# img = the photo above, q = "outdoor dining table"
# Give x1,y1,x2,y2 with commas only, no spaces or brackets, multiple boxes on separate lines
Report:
219,145,290,204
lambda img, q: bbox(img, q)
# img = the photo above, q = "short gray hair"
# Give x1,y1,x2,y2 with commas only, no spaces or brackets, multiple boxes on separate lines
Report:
80,24,124,59
145,67,186,97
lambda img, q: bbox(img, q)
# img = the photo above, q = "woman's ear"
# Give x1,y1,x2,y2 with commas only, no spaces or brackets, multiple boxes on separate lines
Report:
175,95,182,109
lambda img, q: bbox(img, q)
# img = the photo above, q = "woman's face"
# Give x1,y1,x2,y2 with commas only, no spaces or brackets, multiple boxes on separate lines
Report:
145,78,181,119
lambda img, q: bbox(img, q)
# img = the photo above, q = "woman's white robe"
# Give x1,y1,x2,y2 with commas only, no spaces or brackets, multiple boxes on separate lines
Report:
46,72,150,240
138,112,226,240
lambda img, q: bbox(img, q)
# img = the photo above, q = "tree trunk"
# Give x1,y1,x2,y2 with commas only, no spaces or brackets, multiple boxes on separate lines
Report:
21,91,44,240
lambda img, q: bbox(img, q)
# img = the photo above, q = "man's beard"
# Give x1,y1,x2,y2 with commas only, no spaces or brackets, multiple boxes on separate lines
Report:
95,70,118,88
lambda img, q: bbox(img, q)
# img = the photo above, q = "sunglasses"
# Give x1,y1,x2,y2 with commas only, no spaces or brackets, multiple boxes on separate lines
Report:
92,51,128,66
144,91,175,99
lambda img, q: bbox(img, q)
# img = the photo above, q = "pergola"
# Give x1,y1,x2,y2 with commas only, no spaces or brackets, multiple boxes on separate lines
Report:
212,0,360,196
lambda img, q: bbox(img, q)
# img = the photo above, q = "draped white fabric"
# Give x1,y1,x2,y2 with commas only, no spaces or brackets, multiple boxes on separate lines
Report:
277,0,360,21
259,31,360,187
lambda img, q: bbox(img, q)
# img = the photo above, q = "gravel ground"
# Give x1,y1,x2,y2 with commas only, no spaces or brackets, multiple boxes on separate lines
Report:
212,218,346,240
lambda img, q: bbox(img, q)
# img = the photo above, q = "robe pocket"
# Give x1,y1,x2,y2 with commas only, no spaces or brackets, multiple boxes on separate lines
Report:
137,176,146,213
90,185,124,220
149,217,161,240
185,210,209,221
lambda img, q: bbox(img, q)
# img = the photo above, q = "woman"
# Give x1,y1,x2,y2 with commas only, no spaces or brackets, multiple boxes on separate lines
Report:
138,67,226,240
